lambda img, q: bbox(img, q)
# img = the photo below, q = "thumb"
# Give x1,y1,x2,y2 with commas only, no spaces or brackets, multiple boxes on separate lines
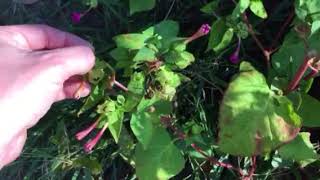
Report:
33,45,95,101
39,45,95,81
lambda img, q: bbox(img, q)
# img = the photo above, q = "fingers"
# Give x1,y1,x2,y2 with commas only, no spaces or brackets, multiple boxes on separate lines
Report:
37,45,95,80
0,24,93,50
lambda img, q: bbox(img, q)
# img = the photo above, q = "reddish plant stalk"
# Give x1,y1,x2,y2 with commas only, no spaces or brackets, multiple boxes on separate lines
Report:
242,13,270,68
245,156,257,180
270,10,295,50
191,143,244,176
114,80,128,92
285,57,315,94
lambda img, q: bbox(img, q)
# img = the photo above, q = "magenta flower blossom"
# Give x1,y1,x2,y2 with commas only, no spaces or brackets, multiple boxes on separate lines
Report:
71,12,83,23
186,24,211,43
229,38,241,64
75,120,99,141
84,123,109,153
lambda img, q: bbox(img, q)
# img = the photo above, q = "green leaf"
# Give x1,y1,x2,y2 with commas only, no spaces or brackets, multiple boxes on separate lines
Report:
272,31,320,80
295,0,320,22
128,72,146,95
249,0,268,19
73,157,102,175
154,20,179,39
135,127,185,180
207,19,234,52
110,48,130,62
113,34,150,50
108,111,124,143
176,51,195,69
213,28,234,52
78,85,105,115
218,62,301,156
129,0,155,15
232,0,250,18
311,20,320,35
123,93,143,112
279,132,318,167
130,112,155,149
156,67,182,100
298,93,320,127
200,1,219,14
208,19,226,51
165,50,195,69
133,47,156,63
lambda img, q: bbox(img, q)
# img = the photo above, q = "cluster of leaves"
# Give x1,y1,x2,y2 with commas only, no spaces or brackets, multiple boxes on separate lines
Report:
78,20,201,179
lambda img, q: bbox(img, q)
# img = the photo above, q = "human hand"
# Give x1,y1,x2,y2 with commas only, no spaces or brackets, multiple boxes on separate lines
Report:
0,25,95,168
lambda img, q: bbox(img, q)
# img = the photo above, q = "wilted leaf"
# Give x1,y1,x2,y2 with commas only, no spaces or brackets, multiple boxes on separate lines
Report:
113,34,150,50
218,62,301,156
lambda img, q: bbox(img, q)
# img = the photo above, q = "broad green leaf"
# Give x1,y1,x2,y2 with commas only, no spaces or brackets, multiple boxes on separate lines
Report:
137,95,161,112
249,0,268,19
213,28,234,52
113,34,150,50
135,127,185,180
298,93,320,127
156,67,182,100
200,1,219,14
176,51,195,69
232,0,250,18
130,112,155,149
129,0,155,15
123,93,143,112
133,47,156,63
295,0,320,22
108,111,124,143
279,132,318,167
207,19,227,51
311,20,320,35
110,48,130,62
272,31,320,80
127,72,145,95
165,50,195,69
154,20,179,39
100,109,124,143
218,62,301,156
78,85,105,115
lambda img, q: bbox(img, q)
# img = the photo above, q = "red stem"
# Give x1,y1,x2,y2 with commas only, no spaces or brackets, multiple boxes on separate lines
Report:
246,156,257,179
285,57,311,94
242,13,270,68
191,143,244,176
270,10,295,50
114,80,128,92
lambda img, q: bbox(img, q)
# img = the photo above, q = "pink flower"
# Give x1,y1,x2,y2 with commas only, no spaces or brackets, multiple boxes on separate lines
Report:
229,38,241,64
186,24,211,43
71,12,83,23
75,120,99,141
84,123,109,153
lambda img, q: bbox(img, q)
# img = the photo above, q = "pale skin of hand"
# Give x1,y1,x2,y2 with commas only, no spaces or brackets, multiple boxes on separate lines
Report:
0,25,95,169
